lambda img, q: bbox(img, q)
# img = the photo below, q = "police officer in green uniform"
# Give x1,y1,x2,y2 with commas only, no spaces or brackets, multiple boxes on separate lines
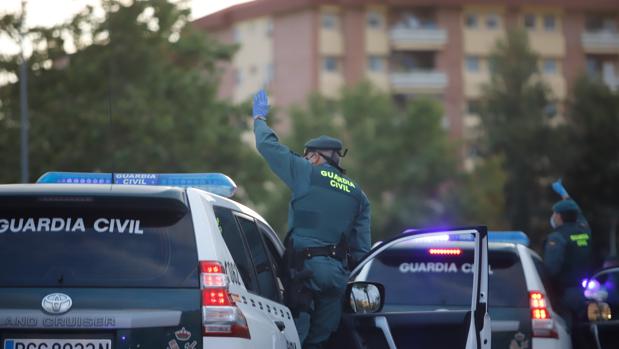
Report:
544,199,592,290
544,180,592,346
251,90,371,349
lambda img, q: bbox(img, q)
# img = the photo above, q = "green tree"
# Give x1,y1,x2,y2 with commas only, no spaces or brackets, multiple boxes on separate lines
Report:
0,0,270,205
444,155,509,230
562,77,619,257
478,29,556,236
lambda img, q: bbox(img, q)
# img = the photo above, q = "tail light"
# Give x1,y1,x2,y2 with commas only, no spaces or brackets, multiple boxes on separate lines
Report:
529,291,558,338
200,261,251,339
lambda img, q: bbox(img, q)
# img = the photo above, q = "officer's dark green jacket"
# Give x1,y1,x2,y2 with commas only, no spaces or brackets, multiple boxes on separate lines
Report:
253,119,371,264
543,222,592,289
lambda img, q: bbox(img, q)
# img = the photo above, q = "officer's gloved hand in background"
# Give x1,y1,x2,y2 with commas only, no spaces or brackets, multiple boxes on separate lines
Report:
552,179,570,200
253,89,270,120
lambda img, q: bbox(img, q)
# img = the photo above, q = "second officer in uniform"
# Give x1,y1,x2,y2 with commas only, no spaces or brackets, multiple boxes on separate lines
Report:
251,90,371,349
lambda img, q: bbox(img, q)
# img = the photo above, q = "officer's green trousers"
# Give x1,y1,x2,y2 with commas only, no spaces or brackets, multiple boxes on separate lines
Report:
294,256,348,349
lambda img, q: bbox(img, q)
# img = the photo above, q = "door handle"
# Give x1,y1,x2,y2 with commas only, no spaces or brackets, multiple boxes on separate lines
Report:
275,320,286,331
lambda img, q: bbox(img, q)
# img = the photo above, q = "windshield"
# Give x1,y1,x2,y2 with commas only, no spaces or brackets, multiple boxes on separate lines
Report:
363,243,527,308
0,195,199,288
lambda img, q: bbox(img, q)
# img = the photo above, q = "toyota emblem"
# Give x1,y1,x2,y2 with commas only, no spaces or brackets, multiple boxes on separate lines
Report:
41,293,72,315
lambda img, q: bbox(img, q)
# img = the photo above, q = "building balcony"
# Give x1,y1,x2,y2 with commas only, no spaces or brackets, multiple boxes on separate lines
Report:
581,31,619,54
603,75,619,91
389,28,447,50
390,70,447,93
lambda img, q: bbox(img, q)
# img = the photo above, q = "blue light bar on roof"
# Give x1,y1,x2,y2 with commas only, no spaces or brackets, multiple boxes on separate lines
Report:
488,231,530,246
36,172,237,198
399,229,530,246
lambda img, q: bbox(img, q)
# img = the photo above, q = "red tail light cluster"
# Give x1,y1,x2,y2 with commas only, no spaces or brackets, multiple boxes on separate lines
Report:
200,261,250,339
529,291,557,338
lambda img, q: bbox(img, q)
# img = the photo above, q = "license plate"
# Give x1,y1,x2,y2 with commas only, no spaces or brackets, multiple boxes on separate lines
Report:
3,339,112,349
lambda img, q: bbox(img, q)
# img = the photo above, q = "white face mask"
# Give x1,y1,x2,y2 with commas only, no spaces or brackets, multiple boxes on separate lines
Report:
550,215,557,229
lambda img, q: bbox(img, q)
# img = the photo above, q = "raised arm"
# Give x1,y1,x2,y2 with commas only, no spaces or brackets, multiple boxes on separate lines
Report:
252,90,311,190
552,179,590,228
254,119,310,189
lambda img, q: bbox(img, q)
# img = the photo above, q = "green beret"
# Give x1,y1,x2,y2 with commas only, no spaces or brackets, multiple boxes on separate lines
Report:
552,199,580,213
304,135,343,151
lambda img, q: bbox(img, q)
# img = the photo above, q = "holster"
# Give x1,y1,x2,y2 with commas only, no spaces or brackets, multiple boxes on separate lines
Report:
281,233,352,318
282,236,314,318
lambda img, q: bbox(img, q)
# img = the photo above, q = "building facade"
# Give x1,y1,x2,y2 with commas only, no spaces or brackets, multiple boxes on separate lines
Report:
195,0,619,153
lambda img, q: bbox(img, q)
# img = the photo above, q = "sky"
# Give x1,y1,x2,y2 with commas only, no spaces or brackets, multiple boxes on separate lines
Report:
0,0,255,54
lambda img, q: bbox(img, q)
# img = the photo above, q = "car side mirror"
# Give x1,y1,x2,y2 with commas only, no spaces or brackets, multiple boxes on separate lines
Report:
587,302,612,321
346,281,385,314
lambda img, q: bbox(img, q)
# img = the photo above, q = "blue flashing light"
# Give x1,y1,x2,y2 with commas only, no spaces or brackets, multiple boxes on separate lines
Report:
400,229,530,246
37,172,237,197
488,231,530,246
37,172,113,185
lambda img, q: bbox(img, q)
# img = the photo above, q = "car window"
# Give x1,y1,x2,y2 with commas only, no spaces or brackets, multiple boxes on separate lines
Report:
0,196,198,288
213,206,258,292
237,215,280,302
365,245,528,308
258,224,285,299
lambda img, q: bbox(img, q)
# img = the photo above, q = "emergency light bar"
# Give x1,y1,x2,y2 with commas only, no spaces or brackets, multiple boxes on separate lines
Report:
401,229,530,246
36,172,238,198
488,231,530,246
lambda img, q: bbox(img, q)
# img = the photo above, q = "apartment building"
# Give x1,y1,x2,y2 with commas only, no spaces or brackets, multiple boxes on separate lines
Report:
194,0,619,148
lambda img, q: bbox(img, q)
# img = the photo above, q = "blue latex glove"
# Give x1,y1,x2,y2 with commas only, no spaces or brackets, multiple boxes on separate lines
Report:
552,179,569,199
252,89,269,119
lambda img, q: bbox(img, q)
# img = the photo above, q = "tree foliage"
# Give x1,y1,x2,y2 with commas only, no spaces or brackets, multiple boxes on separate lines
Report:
561,77,619,256
479,29,557,238
0,0,270,204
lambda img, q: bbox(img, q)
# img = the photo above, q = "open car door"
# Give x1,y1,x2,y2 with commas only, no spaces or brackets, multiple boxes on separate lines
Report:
333,226,491,349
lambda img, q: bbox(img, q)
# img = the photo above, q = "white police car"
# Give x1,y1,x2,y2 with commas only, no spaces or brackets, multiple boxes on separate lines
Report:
329,227,492,349
0,172,300,349
338,231,571,349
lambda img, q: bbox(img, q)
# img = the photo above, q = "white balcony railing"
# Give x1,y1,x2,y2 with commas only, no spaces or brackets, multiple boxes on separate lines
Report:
603,75,619,91
389,28,447,48
581,31,619,51
390,71,448,91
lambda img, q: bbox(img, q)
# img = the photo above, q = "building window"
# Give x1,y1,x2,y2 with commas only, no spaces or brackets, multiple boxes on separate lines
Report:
585,15,618,33
486,14,500,29
524,14,536,30
465,14,478,29
465,56,480,72
586,56,600,75
367,11,383,29
543,59,557,74
543,15,556,31
322,13,338,30
323,56,338,72
368,56,384,72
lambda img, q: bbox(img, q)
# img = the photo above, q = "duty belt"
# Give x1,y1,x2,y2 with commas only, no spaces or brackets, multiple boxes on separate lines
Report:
295,244,347,263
